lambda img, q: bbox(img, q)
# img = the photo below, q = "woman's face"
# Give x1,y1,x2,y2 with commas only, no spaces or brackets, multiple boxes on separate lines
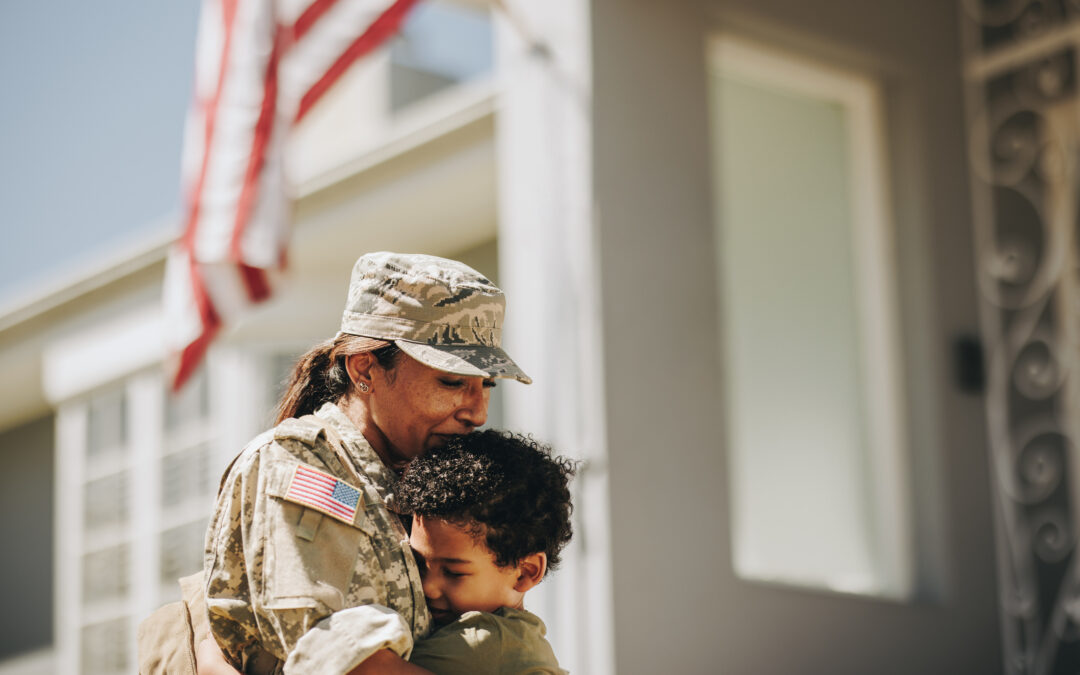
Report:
366,354,494,466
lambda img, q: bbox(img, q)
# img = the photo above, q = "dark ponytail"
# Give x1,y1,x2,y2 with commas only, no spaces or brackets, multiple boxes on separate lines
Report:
274,334,401,424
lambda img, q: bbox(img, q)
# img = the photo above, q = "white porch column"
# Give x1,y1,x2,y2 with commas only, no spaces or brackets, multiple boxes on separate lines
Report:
493,2,614,674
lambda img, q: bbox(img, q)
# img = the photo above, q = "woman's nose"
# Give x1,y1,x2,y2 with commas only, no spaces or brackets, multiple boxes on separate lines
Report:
456,385,489,429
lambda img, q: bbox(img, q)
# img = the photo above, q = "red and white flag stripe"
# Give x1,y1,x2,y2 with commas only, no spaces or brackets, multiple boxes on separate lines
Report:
164,0,420,389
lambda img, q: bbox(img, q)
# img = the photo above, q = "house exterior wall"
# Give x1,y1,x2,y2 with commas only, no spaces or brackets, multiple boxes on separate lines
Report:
493,1,613,671
584,0,999,672
590,3,724,672
0,0,1018,672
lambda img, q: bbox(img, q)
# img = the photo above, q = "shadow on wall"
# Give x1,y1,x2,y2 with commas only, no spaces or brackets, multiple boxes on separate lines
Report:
0,415,54,659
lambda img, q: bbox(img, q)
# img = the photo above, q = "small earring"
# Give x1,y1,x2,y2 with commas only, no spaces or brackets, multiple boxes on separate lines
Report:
358,382,370,393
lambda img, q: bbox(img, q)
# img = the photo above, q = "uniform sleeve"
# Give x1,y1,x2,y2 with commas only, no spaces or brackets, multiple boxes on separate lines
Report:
204,445,414,673
284,604,413,674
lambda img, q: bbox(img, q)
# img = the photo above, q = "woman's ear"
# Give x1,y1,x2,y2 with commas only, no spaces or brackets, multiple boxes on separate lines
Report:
345,352,377,393
514,553,547,593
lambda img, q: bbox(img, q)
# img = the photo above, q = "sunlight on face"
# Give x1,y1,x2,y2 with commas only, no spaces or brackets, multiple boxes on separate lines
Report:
367,356,495,463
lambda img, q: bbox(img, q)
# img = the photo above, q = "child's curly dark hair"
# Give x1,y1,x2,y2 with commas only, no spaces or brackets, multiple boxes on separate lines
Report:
397,430,576,571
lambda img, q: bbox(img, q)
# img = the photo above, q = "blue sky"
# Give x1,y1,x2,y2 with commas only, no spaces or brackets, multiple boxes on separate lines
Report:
0,0,200,303
0,1,491,306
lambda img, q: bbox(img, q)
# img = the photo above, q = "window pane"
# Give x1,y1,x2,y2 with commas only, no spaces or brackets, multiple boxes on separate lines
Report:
710,41,909,597
165,365,210,432
82,544,129,604
81,617,128,674
257,349,307,429
160,520,208,585
84,472,128,531
161,443,213,509
389,1,492,111
267,352,299,415
87,385,126,459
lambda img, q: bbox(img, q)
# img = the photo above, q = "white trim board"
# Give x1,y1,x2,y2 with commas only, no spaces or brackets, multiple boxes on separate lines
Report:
709,33,912,599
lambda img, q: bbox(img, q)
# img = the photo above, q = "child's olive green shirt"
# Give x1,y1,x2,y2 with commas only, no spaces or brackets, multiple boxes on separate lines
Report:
409,607,566,674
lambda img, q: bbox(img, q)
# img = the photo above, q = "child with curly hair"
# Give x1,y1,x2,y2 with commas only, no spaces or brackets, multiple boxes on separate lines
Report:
196,429,575,675
398,429,575,674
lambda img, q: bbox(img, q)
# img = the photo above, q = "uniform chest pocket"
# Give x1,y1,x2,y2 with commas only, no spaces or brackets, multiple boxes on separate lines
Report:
263,461,379,612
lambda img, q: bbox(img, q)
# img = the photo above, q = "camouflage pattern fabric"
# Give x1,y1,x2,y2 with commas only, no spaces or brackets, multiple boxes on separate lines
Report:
204,403,431,675
339,251,532,384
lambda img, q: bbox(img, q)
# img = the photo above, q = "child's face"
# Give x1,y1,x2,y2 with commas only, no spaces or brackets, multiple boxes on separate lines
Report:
409,515,524,626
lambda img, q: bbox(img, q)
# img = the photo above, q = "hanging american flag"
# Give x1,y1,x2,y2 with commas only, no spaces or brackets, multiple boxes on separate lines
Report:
164,0,421,389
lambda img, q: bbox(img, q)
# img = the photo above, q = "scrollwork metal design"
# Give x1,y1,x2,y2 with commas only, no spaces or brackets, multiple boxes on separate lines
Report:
962,0,1080,51
963,2,1080,672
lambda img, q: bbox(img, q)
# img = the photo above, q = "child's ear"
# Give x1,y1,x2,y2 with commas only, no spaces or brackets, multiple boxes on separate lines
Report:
514,553,547,593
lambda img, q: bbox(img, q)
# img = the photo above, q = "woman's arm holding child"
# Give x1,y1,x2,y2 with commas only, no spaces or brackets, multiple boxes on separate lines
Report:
348,649,435,675
196,638,434,675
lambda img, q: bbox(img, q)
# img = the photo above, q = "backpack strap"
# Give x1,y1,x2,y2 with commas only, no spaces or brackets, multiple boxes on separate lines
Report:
136,598,197,675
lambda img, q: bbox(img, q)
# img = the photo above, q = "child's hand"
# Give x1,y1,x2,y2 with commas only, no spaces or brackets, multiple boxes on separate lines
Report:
196,637,240,675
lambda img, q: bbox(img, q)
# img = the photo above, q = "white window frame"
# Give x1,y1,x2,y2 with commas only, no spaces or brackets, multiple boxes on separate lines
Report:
709,34,913,599
55,369,163,675
46,307,296,674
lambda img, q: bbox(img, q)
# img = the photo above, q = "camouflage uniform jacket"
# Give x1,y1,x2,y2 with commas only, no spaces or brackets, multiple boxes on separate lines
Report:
204,402,432,674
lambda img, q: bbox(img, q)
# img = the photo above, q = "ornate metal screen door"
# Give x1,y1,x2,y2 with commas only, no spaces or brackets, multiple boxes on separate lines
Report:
961,2,1080,672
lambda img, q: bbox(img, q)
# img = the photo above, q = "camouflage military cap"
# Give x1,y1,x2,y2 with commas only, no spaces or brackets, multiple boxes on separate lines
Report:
340,252,531,384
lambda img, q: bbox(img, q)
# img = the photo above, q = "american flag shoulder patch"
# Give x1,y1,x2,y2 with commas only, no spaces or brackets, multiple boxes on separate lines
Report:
283,464,362,525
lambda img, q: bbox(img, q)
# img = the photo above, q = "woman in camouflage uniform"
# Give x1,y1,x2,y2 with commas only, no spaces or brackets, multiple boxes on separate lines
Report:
201,252,530,675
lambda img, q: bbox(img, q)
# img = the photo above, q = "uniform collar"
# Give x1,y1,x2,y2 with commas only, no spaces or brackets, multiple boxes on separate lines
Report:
315,402,400,508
